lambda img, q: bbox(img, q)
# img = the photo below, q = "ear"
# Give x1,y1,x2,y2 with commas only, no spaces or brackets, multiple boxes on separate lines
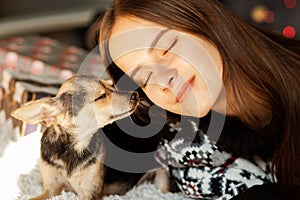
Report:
11,98,61,126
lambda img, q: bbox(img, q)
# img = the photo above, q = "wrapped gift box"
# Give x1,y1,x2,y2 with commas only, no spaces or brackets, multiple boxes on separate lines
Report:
0,35,106,136
1,69,60,136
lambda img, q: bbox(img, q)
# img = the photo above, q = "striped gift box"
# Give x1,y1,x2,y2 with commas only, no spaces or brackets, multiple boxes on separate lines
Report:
0,35,107,136
1,69,60,136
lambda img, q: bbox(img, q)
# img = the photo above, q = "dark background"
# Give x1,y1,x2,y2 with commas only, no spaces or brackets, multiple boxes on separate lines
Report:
221,0,299,38
0,0,298,48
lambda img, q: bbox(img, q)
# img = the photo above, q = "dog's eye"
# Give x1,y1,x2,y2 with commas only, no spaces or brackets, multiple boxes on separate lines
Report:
94,93,107,101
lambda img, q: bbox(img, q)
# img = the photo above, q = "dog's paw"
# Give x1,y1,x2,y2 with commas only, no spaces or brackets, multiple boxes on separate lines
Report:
29,194,48,200
137,167,178,193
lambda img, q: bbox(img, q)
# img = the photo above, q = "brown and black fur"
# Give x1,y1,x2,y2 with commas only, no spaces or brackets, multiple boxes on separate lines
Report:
11,75,141,200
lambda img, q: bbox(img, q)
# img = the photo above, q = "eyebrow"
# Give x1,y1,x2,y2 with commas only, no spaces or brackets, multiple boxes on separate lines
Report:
148,28,170,52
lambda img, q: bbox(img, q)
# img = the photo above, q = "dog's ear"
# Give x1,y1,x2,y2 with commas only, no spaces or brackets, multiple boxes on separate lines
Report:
11,97,61,127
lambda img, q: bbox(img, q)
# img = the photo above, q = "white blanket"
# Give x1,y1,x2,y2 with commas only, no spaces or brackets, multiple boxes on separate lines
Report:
0,113,190,200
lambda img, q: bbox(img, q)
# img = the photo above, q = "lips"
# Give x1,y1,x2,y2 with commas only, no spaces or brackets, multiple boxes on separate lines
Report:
176,75,195,103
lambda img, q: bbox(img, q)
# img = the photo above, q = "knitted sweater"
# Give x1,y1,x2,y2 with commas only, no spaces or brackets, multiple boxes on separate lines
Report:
155,119,276,199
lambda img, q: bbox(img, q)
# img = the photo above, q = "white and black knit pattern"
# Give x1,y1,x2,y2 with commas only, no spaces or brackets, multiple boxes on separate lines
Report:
155,120,275,200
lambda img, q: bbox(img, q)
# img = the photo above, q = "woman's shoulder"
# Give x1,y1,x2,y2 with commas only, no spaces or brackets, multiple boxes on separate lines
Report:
216,116,275,159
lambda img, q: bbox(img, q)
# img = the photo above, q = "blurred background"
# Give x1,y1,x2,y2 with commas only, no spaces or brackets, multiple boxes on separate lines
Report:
221,0,299,39
0,0,299,48
0,0,111,48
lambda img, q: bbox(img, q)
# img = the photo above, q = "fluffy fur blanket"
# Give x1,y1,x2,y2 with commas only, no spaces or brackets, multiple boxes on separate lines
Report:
0,112,190,200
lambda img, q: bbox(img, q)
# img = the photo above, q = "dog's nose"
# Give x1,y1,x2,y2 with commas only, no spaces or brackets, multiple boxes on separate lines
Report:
130,92,139,102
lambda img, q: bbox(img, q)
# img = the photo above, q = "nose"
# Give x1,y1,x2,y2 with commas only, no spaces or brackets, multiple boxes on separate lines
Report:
130,91,139,102
156,67,178,90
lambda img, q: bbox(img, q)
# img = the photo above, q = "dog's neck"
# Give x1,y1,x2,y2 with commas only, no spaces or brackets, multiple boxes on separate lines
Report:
42,124,101,155
41,125,104,175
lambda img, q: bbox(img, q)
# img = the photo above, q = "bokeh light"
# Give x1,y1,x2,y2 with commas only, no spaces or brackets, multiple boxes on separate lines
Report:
284,0,297,9
282,25,296,38
251,5,268,23
251,5,275,24
222,0,299,38
265,11,275,23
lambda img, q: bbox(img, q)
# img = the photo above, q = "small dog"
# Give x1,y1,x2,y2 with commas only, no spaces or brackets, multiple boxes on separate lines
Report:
11,75,140,200
12,74,272,200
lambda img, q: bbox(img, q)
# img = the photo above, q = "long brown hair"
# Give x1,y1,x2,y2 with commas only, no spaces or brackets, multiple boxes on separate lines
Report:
93,0,300,187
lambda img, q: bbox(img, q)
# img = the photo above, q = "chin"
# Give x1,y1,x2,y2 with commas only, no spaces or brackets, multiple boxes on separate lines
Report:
179,107,211,118
165,107,200,118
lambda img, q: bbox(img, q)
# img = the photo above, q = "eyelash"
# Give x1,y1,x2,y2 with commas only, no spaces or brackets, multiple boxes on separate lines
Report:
141,72,153,88
163,36,178,55
94,93,107,101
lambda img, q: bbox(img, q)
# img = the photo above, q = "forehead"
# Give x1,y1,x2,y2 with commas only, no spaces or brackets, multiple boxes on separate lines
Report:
57,76,104,95
110,16,165,38
108,16,170,66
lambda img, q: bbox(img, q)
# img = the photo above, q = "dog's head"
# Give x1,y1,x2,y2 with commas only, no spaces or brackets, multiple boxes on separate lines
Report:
11,75,139,133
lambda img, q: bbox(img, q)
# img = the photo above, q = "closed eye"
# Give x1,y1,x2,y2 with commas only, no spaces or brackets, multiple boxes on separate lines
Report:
94,93,107,101
141,72,153,88
163,36,178,55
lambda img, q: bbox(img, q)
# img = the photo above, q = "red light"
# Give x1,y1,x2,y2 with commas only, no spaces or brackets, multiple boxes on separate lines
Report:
282,26,296,38
264,11,275,23
284,0,297,9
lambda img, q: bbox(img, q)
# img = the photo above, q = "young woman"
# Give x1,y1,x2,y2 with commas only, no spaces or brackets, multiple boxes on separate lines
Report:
89,0,300,198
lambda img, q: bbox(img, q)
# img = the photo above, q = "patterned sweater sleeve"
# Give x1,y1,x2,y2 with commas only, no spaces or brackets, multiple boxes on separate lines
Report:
155,120,274,200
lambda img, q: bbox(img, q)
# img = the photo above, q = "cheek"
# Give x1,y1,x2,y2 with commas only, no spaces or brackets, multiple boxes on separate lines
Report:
143,77,215,117
141,84,187,116
94,105,111,123
144,84,176,103
191,79,213,116
141,85,181,113
191,74,224,117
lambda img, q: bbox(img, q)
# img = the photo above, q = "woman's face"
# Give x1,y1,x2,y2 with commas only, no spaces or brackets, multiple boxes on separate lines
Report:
106,16,224,117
